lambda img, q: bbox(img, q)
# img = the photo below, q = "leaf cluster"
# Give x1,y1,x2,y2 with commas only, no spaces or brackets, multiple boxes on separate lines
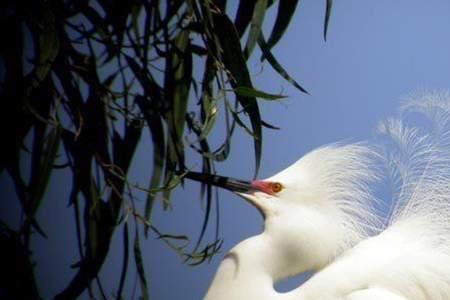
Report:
0,0,333,299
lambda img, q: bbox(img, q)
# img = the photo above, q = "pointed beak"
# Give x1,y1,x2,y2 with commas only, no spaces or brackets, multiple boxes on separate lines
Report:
182,171,273,217
182,171,255,194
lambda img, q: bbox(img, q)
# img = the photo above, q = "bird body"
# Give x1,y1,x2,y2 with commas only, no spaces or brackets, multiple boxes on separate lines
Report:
204,216,450,300
287,218,450,300
189,92,450,300
343,287,409,300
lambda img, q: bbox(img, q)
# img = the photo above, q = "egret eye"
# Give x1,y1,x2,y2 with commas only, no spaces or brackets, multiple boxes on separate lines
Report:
271,182,283,193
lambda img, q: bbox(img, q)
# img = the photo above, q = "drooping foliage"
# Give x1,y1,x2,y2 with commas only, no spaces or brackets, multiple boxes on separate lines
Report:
0,0,333,299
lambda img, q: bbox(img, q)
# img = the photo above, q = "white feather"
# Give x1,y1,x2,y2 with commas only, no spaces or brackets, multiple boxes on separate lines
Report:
289,91,450,300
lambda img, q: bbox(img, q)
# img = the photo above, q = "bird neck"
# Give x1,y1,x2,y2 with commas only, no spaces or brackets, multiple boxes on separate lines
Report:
263,204,345,279
203,233,279,300
204,207,347,300
204,213,343,300
231,232,287,281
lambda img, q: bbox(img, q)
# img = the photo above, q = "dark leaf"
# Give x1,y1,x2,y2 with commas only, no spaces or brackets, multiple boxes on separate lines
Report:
234,86,287,100
261,120,281,130
185,112,215,251
135,96,166,232
264,0,299,56
29,125,61,214
26,5,60,92
234,1,256,37
258,34,309,94
157,234,189,241
324,0,333,41
161,28,193,205
170,29,192,151
116,222,129,300
244,0,268,59
134,231,149,300
213,12,262,177
123,54,163,99
199,57,218,140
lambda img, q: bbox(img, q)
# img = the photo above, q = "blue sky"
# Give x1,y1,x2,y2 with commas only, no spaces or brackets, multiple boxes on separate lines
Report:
4,0,450,299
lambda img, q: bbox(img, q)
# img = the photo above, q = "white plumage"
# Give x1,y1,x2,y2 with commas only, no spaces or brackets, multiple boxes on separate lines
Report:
198,92,450,300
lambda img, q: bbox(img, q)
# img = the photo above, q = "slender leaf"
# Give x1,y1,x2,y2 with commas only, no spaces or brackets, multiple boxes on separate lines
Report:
26,5,60,91
134,231,149,300
244,0,268,59
171,29,192,148
213,12,262,177
324,0,333,41
116,222,129,300
234,1,257,37
199,57,218,140
258,34,309,94
264,0,299,54
30,126,61,213
157,234,189,241
261,120,280,130
234,86,287,100
161,28,193,205
135,96,166,232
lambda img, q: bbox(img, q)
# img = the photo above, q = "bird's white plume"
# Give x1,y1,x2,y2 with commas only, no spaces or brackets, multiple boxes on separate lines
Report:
371,91,450,298
288,92,450,300
378,91,450,244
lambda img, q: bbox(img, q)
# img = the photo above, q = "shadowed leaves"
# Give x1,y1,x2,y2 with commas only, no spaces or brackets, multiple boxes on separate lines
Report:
1,0,320,299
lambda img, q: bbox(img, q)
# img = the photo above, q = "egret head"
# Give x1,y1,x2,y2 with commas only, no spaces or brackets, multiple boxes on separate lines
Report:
185,144,379,274
240,144,378,221
254,145,380,271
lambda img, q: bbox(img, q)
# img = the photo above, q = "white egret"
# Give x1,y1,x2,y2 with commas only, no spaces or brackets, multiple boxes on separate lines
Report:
186,144,381,299
185,92,450,299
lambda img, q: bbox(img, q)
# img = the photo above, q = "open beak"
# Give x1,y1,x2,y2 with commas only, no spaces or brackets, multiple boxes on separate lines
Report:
182,171,255,194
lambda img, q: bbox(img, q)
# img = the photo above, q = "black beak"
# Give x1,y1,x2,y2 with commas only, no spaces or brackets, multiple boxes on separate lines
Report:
182,171,254,193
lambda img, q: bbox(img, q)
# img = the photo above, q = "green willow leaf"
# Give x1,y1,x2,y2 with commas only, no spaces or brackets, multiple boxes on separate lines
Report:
135,96,165,226
30,125,61,213
162,167,183,208
146,115,165,228
244,0,268,59
161,29,192,203
130,5,142,53
134,232,149,300
199,102,218,140
198,57,217,140
234,86,287,100
195,176,212,252
234,1,257,37
116,222,129,300
4,1,323,298
324,0,334,41
258,34,309,94
27,5,60,91
171,29,192,148
264,0,299,53
213,12,262,177
186,115,215,250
